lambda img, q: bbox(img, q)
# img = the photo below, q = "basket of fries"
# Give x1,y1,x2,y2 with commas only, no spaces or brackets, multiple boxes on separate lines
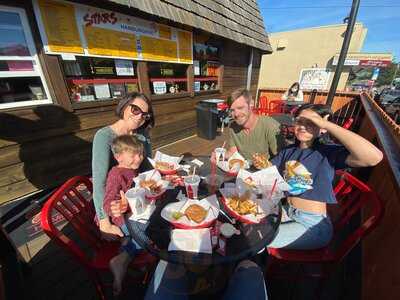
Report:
219,188,273,224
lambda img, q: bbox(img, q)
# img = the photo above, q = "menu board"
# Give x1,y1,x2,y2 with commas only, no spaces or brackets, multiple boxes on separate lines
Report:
37,0,83,53
140,36,178,62
84,26,137,58
158,25,172,40
34,0,192,63
178,31,193,63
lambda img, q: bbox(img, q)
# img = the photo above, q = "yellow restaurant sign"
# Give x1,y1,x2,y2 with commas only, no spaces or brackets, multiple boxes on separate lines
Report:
33,0,193,64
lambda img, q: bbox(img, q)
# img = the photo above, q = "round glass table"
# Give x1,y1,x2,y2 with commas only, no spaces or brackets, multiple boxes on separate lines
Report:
127,156,282,266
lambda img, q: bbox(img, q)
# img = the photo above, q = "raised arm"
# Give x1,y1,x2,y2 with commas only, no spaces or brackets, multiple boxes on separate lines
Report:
302,113,383,167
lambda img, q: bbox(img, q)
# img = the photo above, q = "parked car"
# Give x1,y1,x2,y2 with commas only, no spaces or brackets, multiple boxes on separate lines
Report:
379,89,400,105
383,97,400,124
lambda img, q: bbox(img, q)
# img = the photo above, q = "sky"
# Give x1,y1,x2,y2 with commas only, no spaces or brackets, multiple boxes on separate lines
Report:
259,0,400,61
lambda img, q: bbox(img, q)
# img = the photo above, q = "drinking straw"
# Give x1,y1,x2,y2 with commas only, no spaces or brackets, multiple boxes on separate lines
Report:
192,166,197,180
222,141,226,149
269,179,278,200
149,169,156,180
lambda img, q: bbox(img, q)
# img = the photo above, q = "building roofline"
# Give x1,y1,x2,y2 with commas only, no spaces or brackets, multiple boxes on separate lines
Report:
269,22,365,35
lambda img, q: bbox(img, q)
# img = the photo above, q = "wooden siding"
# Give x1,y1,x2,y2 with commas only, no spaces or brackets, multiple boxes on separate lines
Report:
0,24,253,204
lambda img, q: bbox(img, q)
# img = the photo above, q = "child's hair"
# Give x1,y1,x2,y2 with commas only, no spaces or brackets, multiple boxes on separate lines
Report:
111,135,144,155
294,103,332,120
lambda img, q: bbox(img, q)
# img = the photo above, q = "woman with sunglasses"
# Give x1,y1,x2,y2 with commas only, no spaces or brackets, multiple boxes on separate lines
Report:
92,92,154,240
268,103,382,249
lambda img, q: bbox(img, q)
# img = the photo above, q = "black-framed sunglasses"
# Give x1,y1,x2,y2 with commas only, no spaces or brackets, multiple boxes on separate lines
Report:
129,104,151,121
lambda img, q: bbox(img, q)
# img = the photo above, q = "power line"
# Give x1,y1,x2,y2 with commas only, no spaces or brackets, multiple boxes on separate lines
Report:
260,5,400,10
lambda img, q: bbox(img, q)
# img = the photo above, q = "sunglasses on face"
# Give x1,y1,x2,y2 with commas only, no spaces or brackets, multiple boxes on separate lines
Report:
129,104,151,121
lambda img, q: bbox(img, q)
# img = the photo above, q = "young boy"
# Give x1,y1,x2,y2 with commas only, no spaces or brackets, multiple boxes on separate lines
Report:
103,135,144,295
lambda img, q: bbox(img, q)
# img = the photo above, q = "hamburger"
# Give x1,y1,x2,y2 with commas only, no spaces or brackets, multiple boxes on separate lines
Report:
184,204,207,223
155,161,175,171
228,159,245,170
252,153,272,169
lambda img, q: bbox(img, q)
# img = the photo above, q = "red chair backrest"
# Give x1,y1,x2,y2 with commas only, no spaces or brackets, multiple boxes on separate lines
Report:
268,100,285,114
259,96,268,109
217,102,229,110
40,176,105,268
332,171,384,261
342,118,354,130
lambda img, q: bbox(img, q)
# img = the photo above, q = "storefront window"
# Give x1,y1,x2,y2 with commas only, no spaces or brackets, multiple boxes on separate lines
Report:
148,63,188,95
193,43,220,92
63,57,138,102
0,7,51,109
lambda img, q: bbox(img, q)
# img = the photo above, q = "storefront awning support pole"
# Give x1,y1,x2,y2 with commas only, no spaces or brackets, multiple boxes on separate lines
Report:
326,0,360,107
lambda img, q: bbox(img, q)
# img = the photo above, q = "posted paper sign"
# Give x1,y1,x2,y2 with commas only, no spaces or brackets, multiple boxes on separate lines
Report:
94,84,111,99
153,81,167,94
194,60,200,75
194,81,201,92
115,59,134,76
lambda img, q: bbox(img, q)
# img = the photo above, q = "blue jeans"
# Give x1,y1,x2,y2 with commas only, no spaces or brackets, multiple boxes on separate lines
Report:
120,223,142,257
144,260,268,300
268,204,333,249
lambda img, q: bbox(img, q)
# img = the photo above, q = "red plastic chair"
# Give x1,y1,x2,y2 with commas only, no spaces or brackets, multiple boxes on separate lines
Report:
40,176,157,300
266,171,384,282
268,99,285,115
342,117,354,130
253,96,269,115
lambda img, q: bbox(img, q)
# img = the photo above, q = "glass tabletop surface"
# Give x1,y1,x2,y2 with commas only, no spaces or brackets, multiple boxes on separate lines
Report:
127,156,281,266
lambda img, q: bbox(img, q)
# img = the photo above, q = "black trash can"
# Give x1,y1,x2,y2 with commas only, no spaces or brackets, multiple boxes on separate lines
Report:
196,100,219,140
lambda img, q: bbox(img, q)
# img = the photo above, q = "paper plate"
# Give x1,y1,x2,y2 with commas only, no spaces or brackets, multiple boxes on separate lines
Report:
161,196,220,229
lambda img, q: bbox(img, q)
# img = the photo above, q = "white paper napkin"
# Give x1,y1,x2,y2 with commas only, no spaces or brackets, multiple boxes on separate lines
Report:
168,228,212,253
126,188,156,224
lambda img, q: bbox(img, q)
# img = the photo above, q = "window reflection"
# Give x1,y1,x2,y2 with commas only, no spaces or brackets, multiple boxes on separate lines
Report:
0,12,30,56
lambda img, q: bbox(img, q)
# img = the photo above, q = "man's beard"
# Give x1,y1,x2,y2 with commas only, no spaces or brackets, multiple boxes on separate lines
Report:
234,113,249,126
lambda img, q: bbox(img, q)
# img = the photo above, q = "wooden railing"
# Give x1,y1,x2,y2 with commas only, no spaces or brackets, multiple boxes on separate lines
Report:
357,93,400,300
257,88,363,127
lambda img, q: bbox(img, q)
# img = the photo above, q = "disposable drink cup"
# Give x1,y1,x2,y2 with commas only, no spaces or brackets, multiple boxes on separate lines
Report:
260,184,281,206
184,175,201,199
214,147,226,162
125,188,147,215
205,174,223,194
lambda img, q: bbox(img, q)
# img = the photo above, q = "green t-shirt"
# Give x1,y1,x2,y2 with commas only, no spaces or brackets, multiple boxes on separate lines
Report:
228,116,281,161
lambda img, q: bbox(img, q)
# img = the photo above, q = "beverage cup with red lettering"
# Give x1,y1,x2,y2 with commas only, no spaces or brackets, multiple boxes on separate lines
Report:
214,147,226,163
184,175,201,199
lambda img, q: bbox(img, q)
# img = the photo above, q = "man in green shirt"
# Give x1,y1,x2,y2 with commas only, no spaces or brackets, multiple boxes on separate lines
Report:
225,89,281,161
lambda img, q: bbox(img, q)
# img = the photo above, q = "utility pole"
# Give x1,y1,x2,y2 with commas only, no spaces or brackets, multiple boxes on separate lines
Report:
326,0,361,106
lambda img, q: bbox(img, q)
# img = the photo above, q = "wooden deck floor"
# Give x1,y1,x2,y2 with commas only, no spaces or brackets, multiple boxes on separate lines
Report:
154,131,228,157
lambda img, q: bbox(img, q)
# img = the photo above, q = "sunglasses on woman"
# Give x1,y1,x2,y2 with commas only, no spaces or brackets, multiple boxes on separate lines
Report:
129,104,151,120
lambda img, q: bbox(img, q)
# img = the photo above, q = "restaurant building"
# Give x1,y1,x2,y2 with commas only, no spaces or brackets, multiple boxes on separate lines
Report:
0,0,271,204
